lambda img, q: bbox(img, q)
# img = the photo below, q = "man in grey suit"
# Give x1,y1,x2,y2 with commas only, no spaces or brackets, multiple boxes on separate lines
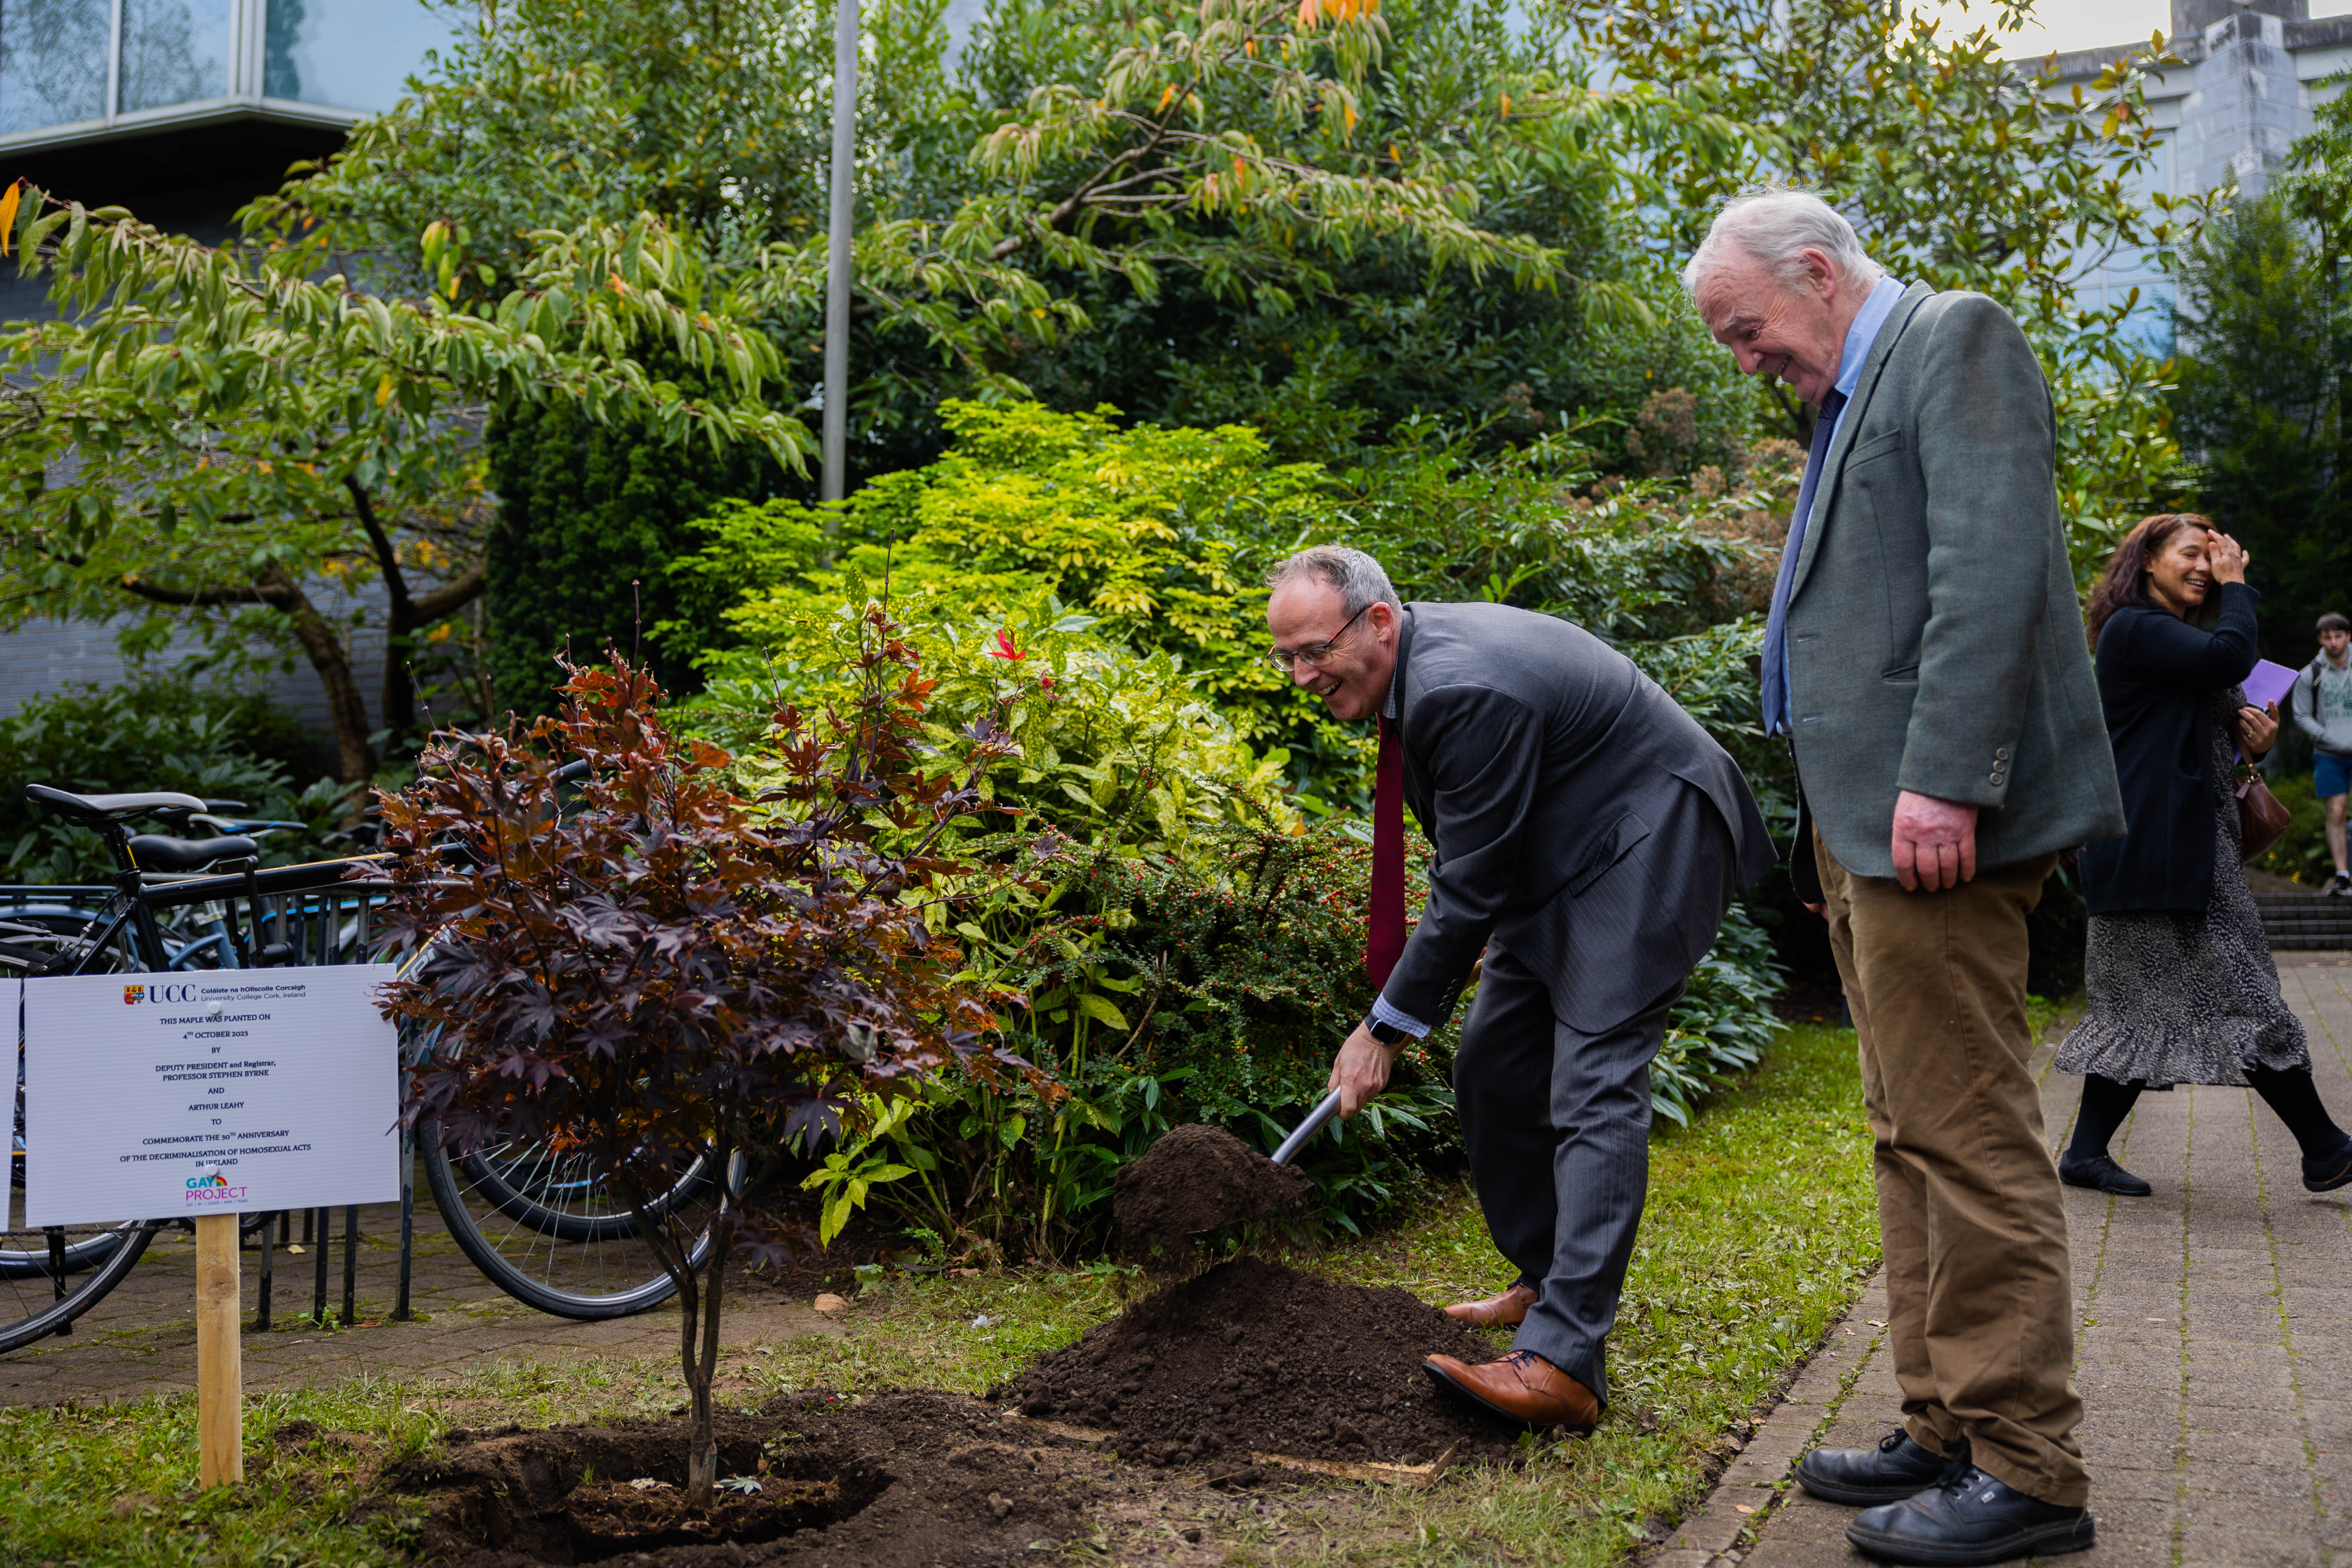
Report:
1687,188,2124,1566
1265,546,1775,1428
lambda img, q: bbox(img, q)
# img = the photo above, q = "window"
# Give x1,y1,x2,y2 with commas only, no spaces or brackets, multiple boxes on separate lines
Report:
120,0,232,114
0,0,110,136
0,0,454,144
264,0,449,113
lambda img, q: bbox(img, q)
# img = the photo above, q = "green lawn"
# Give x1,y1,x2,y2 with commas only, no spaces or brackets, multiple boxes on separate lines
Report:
0,1021,1882,1566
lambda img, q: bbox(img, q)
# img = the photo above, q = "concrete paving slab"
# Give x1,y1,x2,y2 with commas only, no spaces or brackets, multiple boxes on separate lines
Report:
1641,980,2352,1568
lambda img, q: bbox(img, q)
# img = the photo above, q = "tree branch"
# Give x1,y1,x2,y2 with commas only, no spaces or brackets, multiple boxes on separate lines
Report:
116,574,273,609
412,567,487,623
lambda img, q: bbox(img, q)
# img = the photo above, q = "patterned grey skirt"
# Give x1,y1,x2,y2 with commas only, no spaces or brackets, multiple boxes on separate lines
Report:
2054,688,2309,1087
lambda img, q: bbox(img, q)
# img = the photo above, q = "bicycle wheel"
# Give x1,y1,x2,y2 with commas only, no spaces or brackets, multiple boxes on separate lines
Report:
423,1124,720,1320
461,1142,717,1243
1,1097,161,1350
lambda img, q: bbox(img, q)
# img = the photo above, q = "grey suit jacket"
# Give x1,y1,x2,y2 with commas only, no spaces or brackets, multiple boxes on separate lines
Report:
1783,284,2124,876
1384,603,1777,1032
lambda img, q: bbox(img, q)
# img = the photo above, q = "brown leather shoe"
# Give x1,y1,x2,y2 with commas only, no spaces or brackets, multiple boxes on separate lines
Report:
1423,1349,1600,1429
1444,1283,1537,1327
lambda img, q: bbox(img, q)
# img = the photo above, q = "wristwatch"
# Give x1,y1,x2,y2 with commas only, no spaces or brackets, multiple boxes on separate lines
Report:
1363,1014,1409,1047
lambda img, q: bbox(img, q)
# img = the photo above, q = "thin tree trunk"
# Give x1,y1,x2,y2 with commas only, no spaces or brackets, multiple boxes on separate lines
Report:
686,1204,736,1509
347,479,486,744
256,566,379,787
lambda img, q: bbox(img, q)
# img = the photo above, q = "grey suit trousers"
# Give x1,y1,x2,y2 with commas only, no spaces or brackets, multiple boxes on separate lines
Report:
1451,781,1738,1403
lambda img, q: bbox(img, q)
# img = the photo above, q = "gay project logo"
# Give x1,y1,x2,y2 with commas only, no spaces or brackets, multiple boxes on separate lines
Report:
185,1170,247,1206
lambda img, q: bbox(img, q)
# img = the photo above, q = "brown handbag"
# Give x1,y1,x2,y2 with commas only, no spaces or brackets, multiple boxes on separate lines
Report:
2236,767,2293,864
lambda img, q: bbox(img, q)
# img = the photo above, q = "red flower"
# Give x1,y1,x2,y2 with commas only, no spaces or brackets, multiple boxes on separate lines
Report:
987,628,1026,661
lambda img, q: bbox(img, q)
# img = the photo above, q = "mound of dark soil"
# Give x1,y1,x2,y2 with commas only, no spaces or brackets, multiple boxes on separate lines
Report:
1112,1124,1315,1261
991,1257,1523,1467
386,1390,1085,1565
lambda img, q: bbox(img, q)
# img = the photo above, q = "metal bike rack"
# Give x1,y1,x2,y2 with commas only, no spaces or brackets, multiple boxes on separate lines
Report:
5,863,420,1333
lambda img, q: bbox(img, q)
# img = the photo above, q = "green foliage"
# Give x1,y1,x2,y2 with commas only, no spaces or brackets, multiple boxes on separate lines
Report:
675,399,1784,812
2254,763,2340,889
2168,198,2352,664
0,190,805,782
484,390,783,717
1649,902,1784,1126
1578,0,2206,553
260,0,1759,487
686,582,1297,856
0,678,344,884
669,400,1323,743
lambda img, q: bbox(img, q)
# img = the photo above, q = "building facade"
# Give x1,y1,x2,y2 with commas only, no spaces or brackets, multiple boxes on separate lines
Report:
2049,0,2352,352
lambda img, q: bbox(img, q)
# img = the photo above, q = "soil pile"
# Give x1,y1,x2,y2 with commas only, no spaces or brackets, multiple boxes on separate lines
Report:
1112,1123,1315,1260
385,1390,1085,1565
992,1256,1523,1467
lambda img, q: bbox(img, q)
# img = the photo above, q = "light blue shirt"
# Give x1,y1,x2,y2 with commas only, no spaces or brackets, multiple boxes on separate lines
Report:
1774,274,1910,735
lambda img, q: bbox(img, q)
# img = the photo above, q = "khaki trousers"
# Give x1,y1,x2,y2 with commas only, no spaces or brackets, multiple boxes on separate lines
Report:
1815,835,2089,1509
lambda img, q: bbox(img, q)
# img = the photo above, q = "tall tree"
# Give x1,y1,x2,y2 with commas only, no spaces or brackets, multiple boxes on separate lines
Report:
2172,189,2352,659
0,196,804,784
1571,0,2208,566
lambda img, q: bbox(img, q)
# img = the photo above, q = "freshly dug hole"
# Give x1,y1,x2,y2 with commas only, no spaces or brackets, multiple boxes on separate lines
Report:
385,1391,1084,1565
1112,1123,1315,1265
992,1256,1525,1467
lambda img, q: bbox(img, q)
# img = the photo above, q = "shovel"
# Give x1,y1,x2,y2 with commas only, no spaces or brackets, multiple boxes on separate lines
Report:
1270,1087,1345,1166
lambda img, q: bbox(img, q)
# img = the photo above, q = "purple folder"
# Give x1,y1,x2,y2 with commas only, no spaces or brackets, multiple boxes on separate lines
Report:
2243,659,2298,712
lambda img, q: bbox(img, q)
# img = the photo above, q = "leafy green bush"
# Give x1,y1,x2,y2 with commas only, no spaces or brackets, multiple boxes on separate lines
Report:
709,594,1784,1259
2255,763,2339,887
680,587,1295,858
0,680,344,883
673,399,1785,808
667,399,1323,742
485,387,783,717
1651,902,1785,1127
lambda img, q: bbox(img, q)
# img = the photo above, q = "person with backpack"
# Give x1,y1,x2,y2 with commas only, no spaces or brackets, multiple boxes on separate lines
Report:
2289,611,2352,895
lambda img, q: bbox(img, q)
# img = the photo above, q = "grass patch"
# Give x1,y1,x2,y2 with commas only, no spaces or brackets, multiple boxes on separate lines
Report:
0,1023,1878,1566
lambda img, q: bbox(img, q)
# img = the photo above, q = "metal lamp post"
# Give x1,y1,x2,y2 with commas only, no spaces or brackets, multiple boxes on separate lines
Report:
822,0,859,505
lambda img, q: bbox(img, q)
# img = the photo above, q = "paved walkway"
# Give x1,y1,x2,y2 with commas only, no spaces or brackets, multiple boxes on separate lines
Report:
1657,950,2352,1568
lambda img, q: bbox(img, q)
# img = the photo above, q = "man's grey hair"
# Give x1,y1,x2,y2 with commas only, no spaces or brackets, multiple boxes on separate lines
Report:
1680,185,1884,302
1264,545,1401,616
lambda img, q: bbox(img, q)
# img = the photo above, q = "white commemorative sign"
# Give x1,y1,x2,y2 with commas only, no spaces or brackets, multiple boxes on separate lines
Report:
22,965,400,1225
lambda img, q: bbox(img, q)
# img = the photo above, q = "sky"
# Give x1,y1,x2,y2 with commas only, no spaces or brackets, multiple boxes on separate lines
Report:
1910,0,2352,58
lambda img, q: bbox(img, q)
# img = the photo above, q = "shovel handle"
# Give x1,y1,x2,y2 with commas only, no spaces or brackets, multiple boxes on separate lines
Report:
1271,1088,1345,1166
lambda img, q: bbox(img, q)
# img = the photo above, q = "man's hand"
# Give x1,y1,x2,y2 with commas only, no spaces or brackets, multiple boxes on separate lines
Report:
1891,790,1979,892
1328,1022,1399,1118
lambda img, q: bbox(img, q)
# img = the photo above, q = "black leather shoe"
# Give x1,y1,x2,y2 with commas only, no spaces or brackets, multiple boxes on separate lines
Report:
1795,1428,1968,1506
1847,1467,2094,1565
2305,1137,2352,1193
2058,1152,2153,1197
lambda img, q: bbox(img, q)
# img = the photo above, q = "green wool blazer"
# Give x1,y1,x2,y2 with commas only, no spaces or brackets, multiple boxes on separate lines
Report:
1783,283,2125,877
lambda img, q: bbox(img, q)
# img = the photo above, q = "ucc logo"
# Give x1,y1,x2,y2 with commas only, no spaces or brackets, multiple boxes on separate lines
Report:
121,983,202,1006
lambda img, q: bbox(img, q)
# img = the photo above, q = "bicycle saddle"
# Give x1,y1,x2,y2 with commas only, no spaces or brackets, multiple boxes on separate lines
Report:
125,833,261,873
23,783,208,821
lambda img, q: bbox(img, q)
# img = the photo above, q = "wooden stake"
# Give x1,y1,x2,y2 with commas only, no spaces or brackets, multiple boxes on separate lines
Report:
195,1213,244,1487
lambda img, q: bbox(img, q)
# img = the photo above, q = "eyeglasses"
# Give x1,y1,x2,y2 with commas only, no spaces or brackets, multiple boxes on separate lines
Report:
1265,602,1372,672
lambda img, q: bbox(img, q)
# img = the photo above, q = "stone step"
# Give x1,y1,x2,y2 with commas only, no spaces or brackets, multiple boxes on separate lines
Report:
2253,888,2352,950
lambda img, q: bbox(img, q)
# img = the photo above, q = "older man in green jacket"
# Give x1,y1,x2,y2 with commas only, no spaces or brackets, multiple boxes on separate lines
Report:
1687,188,2125,1568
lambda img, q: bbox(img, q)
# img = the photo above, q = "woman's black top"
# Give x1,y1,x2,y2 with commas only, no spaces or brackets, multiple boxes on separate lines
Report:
2077,582,2260,916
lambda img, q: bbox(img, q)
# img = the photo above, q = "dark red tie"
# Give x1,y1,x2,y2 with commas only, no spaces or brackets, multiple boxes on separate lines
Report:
1368,715,1405,989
